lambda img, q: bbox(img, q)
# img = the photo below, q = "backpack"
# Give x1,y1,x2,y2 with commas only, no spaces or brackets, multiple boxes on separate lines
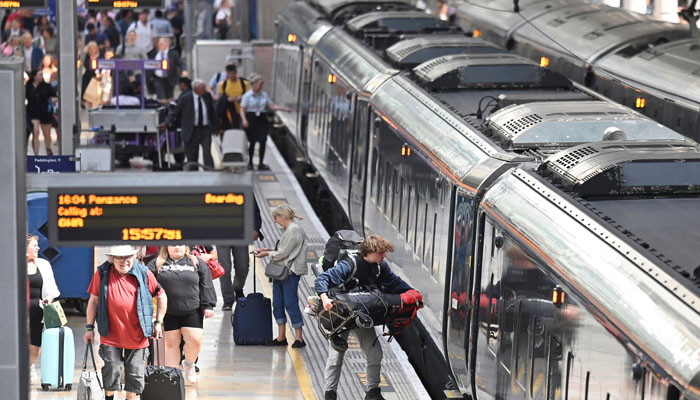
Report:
321,230,363,271
216,77,247,130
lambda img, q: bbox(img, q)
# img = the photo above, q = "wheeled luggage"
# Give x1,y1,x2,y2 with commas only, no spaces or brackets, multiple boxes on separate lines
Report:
141,338,185,400
221,129,249,169
232,256,273,345
40,326,75,391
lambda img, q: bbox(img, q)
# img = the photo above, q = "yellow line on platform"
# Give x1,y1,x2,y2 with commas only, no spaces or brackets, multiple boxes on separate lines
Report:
253,253,316,400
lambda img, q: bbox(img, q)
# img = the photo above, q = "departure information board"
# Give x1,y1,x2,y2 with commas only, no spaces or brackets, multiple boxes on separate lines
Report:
0,0,47,7
85,0,164,8
48,187,249,246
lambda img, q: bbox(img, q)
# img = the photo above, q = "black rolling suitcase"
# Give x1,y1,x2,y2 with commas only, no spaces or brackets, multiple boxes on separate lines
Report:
141,338,185,400
232,255,273,345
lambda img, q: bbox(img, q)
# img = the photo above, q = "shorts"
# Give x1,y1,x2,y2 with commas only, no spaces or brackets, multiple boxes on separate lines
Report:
29,300,43,347
163,308,203,331
98,344,149,394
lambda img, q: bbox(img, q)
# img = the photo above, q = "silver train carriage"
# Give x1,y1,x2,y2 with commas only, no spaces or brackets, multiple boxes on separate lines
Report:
454,0,700,142
272,1,700,399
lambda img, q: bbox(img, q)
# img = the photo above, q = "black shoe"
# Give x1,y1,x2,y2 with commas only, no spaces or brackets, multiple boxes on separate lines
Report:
324,390,337,400
247,162,254,170
291,340,306,348
365,387,385,400
235,290,245,299
222,303,233,311
258,163,270,170
268,338,288,346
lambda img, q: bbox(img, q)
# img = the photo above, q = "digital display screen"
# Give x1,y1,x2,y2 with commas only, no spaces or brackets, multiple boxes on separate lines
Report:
85,0,164,8
0,0,47,7
48,187,248,246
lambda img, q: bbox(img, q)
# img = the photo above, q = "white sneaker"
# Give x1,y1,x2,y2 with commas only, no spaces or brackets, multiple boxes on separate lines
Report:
30,364,38,384
182,360,197,384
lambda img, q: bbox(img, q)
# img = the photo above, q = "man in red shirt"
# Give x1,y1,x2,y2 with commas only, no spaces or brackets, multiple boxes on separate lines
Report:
84,246,167,400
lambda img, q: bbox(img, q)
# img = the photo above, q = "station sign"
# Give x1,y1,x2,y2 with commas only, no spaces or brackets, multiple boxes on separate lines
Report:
85,0,164,8
0,0,47,7
48,186,251,246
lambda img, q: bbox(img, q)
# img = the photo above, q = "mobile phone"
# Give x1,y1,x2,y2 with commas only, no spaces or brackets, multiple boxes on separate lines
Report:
250,250,259,255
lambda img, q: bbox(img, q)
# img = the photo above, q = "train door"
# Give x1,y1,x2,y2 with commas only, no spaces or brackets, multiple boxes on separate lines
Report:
348,98,370,234
445,189,475,391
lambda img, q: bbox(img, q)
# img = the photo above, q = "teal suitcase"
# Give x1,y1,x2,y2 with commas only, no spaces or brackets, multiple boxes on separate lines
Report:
41,326,75,391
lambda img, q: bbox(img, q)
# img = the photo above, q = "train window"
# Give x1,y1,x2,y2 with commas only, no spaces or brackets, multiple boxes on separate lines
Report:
644,369,666,400
487,273,498,351
398,176,405,232
514,300,529,391
530,317,547,399
415,194,423,256
377,154,383,208
392,169,399,226
490,226,496,258
384,162,392,215
431,212,438,276
548,336,563,400
565,352,573,400
406,185,412,240
422,202,429,264
370,149,378,202
500,289,516,372
667,384,680,400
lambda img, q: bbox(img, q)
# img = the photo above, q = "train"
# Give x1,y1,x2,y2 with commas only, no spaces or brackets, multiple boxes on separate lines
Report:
270,1,700,399
453,0,700,143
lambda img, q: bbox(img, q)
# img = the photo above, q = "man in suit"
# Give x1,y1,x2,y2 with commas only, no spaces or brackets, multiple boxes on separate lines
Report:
148,37,186,102
162,80,217,169
21,32,43,73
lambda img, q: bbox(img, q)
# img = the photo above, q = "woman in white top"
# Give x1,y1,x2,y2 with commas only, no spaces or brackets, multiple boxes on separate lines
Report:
26,234,60,382
240,73,291,170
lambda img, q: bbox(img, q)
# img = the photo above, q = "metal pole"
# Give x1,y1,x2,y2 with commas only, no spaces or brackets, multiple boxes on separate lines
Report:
57,0,79,155
184,0,195,74
239,0,251,42
0,58,28,400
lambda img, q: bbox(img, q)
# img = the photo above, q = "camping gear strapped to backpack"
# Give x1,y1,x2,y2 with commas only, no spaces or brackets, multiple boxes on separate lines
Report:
311,230,364,277
216,77,247,130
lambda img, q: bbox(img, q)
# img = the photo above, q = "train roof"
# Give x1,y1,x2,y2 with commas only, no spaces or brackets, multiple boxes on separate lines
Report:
540,140,700,298
385,35,503,68
277,2,329,43
511,2,688,64
487,101,685,150
596,38,700,109
413,53,571,91
308,0,411,16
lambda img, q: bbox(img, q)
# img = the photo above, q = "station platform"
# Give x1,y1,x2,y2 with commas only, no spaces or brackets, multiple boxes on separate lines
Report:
31,139,429,400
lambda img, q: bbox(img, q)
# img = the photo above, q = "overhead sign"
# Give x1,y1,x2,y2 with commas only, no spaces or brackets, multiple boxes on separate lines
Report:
0,0,47,7
48,186,252,246
85,0,164,8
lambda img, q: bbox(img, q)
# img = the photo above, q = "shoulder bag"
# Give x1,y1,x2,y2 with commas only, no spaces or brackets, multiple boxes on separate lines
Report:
77,339,104,400
264,260,289,281
192,246,225,280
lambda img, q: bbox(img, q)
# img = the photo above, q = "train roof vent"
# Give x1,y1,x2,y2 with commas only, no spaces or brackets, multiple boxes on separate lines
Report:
540,141,700,197
487,101,685,150
385,35,503,68
309,0,410,15
346,11,452,34
413,54,571,91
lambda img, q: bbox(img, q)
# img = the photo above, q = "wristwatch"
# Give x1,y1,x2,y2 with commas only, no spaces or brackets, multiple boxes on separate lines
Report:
86,324,94,331
154,320,163,326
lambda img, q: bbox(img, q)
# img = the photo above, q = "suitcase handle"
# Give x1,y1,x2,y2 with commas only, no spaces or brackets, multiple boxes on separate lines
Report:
83,339,103,389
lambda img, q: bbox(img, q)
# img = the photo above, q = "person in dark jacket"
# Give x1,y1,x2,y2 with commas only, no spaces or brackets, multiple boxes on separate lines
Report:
84,246,167,400
218,197,263,310
162,79,217,169
315,235,411,400
25,69,56,155
147,245,216,384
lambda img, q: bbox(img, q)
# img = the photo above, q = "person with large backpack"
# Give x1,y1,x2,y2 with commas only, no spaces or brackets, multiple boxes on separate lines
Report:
216,63,249,131
314,235,412,400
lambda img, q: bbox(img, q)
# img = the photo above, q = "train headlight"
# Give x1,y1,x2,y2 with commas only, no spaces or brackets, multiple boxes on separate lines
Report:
540,56,549,68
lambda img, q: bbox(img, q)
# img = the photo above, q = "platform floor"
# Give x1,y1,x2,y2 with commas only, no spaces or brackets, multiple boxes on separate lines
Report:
30,138,429,399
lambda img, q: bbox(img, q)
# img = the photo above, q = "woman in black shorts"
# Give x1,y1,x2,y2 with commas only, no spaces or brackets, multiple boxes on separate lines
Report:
147,245,216,384
26,234,60,383
26,69,57,155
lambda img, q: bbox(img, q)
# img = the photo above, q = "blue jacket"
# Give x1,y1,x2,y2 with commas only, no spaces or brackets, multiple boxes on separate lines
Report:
315,255,411,295
96,261,157,340
23,45,43,71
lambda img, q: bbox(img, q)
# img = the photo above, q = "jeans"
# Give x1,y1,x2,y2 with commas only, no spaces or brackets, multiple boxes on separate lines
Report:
324,327,383,391
272,274,304,328
99,344,149,394
218,245,250,304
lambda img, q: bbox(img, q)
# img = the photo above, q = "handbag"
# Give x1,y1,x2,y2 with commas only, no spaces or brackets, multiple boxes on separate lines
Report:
43,300,67,329
192,246,225,280
76,340,104,400
82,77,103,105
264,261,289,281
